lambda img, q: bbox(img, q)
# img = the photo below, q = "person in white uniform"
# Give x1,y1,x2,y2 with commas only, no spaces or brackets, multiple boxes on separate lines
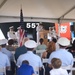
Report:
15,26,21,45
0,39,10,74
48,37,73,67
17,40,43,75
50,58,68,75
1,39,14,61
0,39,16,75
7,26,16,40
7,26,17,45
48,37,73,75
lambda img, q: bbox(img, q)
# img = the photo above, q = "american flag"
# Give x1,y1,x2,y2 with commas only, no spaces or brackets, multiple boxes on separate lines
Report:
19,8,25,46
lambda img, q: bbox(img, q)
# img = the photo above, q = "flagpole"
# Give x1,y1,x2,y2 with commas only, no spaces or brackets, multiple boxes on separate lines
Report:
18,7,25,46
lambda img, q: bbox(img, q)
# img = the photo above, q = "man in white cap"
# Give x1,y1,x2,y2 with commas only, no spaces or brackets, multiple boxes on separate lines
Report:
0,39,11,74
7,26,17,43
1,39,14,61
17,40,43,75
48,37,73,73
0,39,15,75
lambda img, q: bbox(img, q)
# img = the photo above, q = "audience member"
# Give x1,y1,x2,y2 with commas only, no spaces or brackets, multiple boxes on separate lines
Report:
14,38,29,61
42,41,56,59
0,39,11,75
0,39,15,75
1,39,14,61
68,39,75,67
42,41,56,75
68,39,75,58
36,38,47,50
6,39,15,51
17,60,35,75
52,37,59,50
48,37,73,73
50,58,68,75
17,40,43,75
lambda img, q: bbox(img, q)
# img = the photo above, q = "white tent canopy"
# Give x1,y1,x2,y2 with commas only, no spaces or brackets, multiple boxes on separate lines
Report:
0,0,75,23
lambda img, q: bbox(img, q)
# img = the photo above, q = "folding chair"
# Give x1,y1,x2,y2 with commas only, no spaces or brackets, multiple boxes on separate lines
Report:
36,50,45,57
62,58,75,75
42,58,48,75
62,65,72,75
34,67,39,75
0,67,6,75
42,59,48,63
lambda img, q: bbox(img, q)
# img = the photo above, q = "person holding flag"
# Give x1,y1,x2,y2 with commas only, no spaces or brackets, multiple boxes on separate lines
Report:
16,26,21,45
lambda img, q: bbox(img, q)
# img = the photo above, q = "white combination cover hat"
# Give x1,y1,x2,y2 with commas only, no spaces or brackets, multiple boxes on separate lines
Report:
57,37,70,46
24,40,37,48
17,26,21,29
2,39,8,44
9,26,14,29
0,40,4,45
0,39,8,45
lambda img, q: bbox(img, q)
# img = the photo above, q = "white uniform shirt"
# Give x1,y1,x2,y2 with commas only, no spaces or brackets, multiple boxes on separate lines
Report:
1,48,14,61
7,31,17,40
48,49,73,66
55,43,59,50
17,51,43,68
0,51,10,67
15,30,20,41
50,68,68,75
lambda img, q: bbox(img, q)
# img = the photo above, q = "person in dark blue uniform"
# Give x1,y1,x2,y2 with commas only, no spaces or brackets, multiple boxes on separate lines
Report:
14,45,27,61
14,38,30,61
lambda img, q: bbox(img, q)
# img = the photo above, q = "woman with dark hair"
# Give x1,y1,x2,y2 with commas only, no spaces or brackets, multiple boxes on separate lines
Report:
42,41,56,75
42,41,56,58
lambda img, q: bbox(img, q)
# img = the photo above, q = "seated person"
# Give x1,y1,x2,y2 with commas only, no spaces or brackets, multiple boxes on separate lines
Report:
0,39,15,75
68,39,75,58
48,37,73,75
36,38,47,50
17,60,35,75
68,39,75,67
6,39,15,51
50,58,68,75
52,37,59,50
17,40,43,75
14,38,29,61
42,41,56,59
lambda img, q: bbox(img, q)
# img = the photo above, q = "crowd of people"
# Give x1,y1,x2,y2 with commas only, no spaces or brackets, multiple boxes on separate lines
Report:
0,26,75,75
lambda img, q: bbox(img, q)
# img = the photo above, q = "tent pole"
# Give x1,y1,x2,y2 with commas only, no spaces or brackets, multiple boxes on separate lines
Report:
59,5,75,19
0,0,7,9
